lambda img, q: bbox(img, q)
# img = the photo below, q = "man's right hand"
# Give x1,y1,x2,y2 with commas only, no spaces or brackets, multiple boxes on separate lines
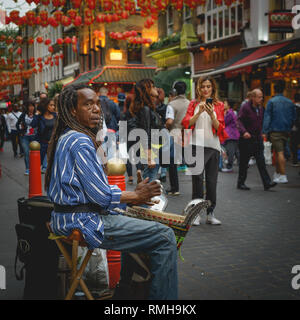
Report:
134,178,161,205
243,132,251,139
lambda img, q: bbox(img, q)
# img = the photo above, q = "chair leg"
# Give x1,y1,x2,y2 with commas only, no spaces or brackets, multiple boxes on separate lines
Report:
65,249,94,300
72,240,79,282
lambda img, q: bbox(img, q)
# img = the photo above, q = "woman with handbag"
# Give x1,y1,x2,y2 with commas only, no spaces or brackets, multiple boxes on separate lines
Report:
182,77,228,225
129,79,164,182
16,100,36,175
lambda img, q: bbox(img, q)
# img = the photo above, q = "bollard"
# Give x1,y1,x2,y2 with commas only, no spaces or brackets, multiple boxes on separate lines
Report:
29,141,42,198
106,158,126,289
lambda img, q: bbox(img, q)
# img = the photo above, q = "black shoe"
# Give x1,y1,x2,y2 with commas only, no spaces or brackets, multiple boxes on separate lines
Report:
237,184,250,191
166,189,180,196
264,182,277,191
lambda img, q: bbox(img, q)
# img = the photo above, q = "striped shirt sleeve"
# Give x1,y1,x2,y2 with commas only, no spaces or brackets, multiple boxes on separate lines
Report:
71,138,122,211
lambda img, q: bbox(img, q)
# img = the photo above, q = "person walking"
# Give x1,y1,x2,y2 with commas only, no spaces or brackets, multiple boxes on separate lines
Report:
182,77,228,225
165,81,190,195
16,100,36,175
263,80,296,183
99,87,120,160
237,89,277,191
290,93,300,167
6,103,24,158
0,109,7,152
31,98,57,173
129,79,162,182
222,100,240,172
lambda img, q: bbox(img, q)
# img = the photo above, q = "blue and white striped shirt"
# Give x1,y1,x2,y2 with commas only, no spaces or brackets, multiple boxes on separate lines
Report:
48,129,122,249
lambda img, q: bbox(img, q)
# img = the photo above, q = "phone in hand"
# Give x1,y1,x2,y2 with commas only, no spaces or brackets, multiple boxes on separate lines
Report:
206,98,213,105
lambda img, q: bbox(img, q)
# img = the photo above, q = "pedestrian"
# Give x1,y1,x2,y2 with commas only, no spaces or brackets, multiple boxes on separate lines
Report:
222,100,240,172
290,93,300,167
45,83,177,300
237,89,277,191
155,88,168,183
117,92,126,115
6,103,24,158
99,86,120,160
0,109,7,152
129,79,163,182
165,81,190,195
121,96,143,185
16,100,36,175
263,80,296,184
31,98,57,173
182,76,228,225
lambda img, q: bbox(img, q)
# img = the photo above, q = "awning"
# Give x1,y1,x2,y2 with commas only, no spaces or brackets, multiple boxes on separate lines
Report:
60,76,74,86
196,39,300,78
154,66,191,96
91,66,156,84
66,68,102,87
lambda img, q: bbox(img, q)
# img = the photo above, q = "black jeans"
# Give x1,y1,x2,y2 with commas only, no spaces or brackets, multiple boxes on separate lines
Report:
191,147,220,213
10,130,24,157
238,138,271,188
224,140,240,169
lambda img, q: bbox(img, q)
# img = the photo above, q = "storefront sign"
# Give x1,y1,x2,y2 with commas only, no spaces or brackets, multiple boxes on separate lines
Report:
269,12,295,33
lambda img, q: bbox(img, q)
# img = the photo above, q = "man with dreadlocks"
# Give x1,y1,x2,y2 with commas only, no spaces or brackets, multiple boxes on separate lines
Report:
45,84,178,300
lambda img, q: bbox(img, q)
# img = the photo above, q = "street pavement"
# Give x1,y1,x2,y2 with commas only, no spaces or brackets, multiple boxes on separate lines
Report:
0,141,300,300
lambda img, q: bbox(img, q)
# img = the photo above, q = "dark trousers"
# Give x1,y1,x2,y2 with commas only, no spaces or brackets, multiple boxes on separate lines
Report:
168,162,179,192
10,129,24,156
126,140,142,177
192,147,220,213
290,131,300,164
238,138,271,188
224,139,240,169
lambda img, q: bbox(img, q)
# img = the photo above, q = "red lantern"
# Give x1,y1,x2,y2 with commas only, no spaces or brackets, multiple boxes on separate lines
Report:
36,36,44,43
55,60,59,66
121,11,129,20
48,17,59,27
73,16,82,26
41,0,50,4
48,46,54,53
40,19,49,27
105,14,113,23
96,14,105,23
64,36,72,44
103,0,113,11
37,57,43,62
56,38,64,45
61,16,71,27
17,47,22,55
86,0,96,10
45,39,52,46
53,10,63,22
39,10,48,21
71,0,82,8
59,53,64,59
27,37,34,45
67,9,77,19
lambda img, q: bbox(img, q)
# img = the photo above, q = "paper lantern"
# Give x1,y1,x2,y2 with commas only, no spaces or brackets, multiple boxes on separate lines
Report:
64,36,72,44
44,39,51,45
17,47,22,55
61,16,71,27
36,36,44,43
48,17,59,27
56,38,64,45
53,10,63,22
48,46,54,53
73,16,82,26
71,0,82,8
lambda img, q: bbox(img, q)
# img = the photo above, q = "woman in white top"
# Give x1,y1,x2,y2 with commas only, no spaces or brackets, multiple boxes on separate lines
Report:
182,77,228,225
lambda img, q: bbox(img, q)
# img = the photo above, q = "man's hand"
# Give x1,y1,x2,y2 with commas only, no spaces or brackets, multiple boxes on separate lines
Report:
134,178,161,205
243,132,251,139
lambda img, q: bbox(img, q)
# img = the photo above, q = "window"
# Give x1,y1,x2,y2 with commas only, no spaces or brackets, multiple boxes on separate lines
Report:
183,5,192,24
166,5,174,35
205,0,243,43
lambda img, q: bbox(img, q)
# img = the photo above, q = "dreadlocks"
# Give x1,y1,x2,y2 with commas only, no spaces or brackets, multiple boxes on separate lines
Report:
45,83,104,191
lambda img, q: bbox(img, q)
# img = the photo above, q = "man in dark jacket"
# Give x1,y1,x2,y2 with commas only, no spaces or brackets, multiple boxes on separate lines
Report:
237,89,276,191
290,93,300,167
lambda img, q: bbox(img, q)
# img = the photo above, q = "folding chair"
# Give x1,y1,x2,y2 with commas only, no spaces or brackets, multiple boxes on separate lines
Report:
47,223,94,300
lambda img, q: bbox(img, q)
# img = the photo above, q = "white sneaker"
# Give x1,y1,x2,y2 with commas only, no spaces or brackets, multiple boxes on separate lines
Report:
273,175,288,184
273,172,280,181
206,213,222,225
192,215,201,226
222,168,233,173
